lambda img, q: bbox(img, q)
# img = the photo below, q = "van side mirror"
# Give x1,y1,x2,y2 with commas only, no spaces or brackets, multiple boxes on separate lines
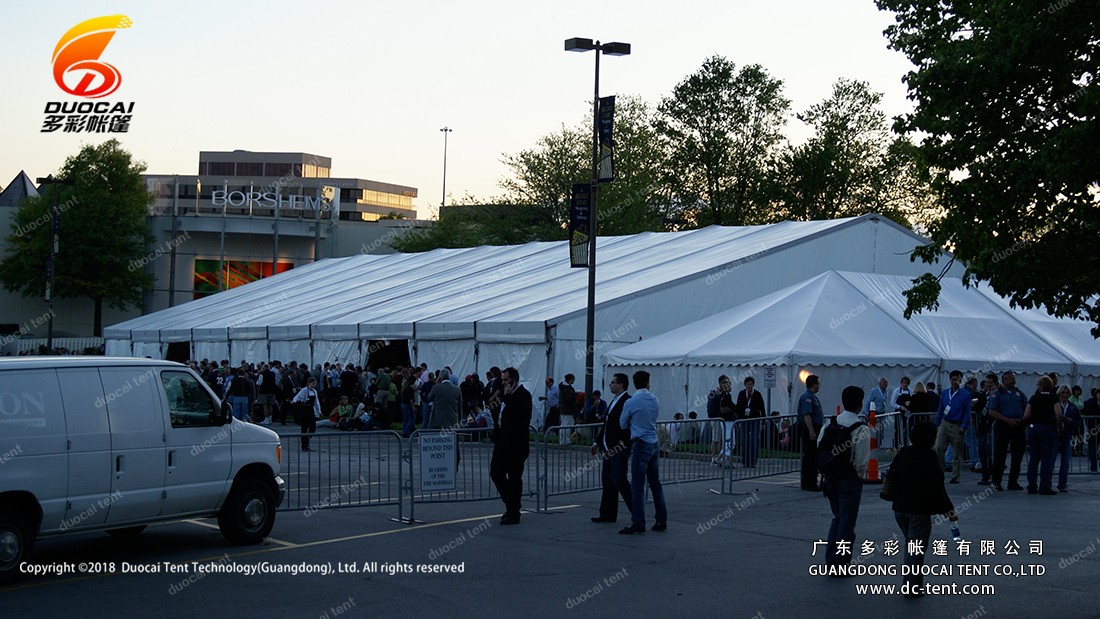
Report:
220,400,233,425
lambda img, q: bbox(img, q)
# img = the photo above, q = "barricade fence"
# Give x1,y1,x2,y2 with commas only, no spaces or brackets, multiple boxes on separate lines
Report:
713,415,804,491
539,423,606,501
882,411,1100,477
271,413,1100,521
277,430,404,520
538,418,732,503
868,411,903,474
405,426,540,523
657,418,729,487
1077,415,1100,474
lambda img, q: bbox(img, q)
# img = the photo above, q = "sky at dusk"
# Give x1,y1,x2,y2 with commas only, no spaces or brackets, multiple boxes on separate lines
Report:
1,0,916,218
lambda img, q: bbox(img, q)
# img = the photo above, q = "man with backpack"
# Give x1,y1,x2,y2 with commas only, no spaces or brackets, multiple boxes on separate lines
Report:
818,385,871,570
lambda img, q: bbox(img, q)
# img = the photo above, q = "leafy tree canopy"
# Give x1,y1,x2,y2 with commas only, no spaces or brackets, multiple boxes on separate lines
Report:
0,139,153,335
770,78,932,228
657,57,790,226
877,0,1100,332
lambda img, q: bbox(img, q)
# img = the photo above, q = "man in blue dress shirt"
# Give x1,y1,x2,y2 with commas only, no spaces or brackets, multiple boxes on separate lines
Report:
934,370,972,484
619,370,668,534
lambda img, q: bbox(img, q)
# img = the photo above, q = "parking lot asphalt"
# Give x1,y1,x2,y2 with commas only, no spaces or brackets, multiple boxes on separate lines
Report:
3,466,1098,619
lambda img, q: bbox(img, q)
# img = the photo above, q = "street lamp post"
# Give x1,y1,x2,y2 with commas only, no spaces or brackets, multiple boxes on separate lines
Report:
440,126,453,210
37,174,74,354
564,37,630,401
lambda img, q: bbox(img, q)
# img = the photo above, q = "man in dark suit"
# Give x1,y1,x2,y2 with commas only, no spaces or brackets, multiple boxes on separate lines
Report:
590,373,632,523
735,376,767,467
490,367,532,525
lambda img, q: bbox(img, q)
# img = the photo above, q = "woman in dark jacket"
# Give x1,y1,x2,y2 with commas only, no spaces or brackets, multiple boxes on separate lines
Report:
890,421,957,596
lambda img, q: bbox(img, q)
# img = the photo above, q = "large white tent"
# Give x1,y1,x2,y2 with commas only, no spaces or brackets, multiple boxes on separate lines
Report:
602,271,1098,418
105,215,959,392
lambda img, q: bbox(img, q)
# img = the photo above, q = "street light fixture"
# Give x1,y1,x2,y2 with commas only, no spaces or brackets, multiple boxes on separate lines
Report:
440,126,453,211
564,36,631,403
36,174,74,354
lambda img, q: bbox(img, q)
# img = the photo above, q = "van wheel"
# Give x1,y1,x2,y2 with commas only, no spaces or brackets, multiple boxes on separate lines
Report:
0,510,33,586
217,478,275,545
105,525,147,537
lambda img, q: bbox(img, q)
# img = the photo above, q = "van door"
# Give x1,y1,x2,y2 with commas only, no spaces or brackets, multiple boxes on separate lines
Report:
0,369,67,532
55,368,113,531
98,367,166,524
159,369,232,515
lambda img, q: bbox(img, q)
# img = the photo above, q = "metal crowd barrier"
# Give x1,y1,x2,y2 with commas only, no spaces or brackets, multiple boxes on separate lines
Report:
540,418,735,502
276,429,404,521
268,411,1100,525
538,423,606,503
405,425,541,523
1073,415,1100,475
713,415,804,492
868,411,903,473
659,418,729,489
885,411,1100,478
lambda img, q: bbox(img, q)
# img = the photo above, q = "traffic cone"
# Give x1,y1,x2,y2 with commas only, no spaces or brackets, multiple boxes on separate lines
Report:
865,404,880,483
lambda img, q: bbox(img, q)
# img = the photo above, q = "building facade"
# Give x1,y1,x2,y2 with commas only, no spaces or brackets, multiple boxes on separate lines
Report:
0,151,425,344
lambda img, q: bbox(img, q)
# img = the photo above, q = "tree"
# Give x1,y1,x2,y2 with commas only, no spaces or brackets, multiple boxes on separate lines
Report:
770,78,934,226
397,96,672,252
877,0,1100,333
498,95,671,234
656,57,790,226
391,198,564,252
0,140,153,335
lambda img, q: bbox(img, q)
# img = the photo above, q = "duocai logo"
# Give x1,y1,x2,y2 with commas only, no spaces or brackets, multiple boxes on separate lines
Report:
52,15,132,98
43,15,137,134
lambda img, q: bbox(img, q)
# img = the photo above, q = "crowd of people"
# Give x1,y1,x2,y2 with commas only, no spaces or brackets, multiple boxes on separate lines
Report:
835,370,1097,493
186,358,511,450
807,369,1098,596
182,358,1095,590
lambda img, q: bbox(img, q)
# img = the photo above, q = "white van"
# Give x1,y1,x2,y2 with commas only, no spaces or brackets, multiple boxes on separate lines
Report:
0,357,285,584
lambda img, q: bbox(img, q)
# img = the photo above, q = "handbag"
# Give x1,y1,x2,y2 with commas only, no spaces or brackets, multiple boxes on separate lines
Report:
879,465,896,501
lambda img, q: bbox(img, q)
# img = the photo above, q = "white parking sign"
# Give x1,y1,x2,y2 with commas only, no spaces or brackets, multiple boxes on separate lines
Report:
419,432,457,492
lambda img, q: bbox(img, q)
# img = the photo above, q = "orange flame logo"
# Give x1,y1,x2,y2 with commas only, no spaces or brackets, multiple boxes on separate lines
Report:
52,15,132,98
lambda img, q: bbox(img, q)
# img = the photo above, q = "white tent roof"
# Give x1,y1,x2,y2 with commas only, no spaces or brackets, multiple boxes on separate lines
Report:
973,286,1100,377
837,272,1072,374
605,271,1081,375
603,271,940,367
108,215,920,343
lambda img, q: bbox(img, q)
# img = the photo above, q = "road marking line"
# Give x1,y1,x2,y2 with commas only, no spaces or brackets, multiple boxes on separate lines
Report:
180,519,296,547
216,505,582,559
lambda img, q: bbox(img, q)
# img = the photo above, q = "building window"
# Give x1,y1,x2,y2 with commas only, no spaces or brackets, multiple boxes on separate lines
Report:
208,162,235,176
236,162,263,177
264,162,292,177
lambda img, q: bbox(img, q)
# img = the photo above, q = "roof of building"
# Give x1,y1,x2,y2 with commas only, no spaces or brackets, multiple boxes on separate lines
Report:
105,214,938,344
604,270,1083,374
0,171,41,207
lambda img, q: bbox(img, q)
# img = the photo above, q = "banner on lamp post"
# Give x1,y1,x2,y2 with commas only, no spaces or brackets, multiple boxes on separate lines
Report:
597,95,615,183
569,183,591,268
